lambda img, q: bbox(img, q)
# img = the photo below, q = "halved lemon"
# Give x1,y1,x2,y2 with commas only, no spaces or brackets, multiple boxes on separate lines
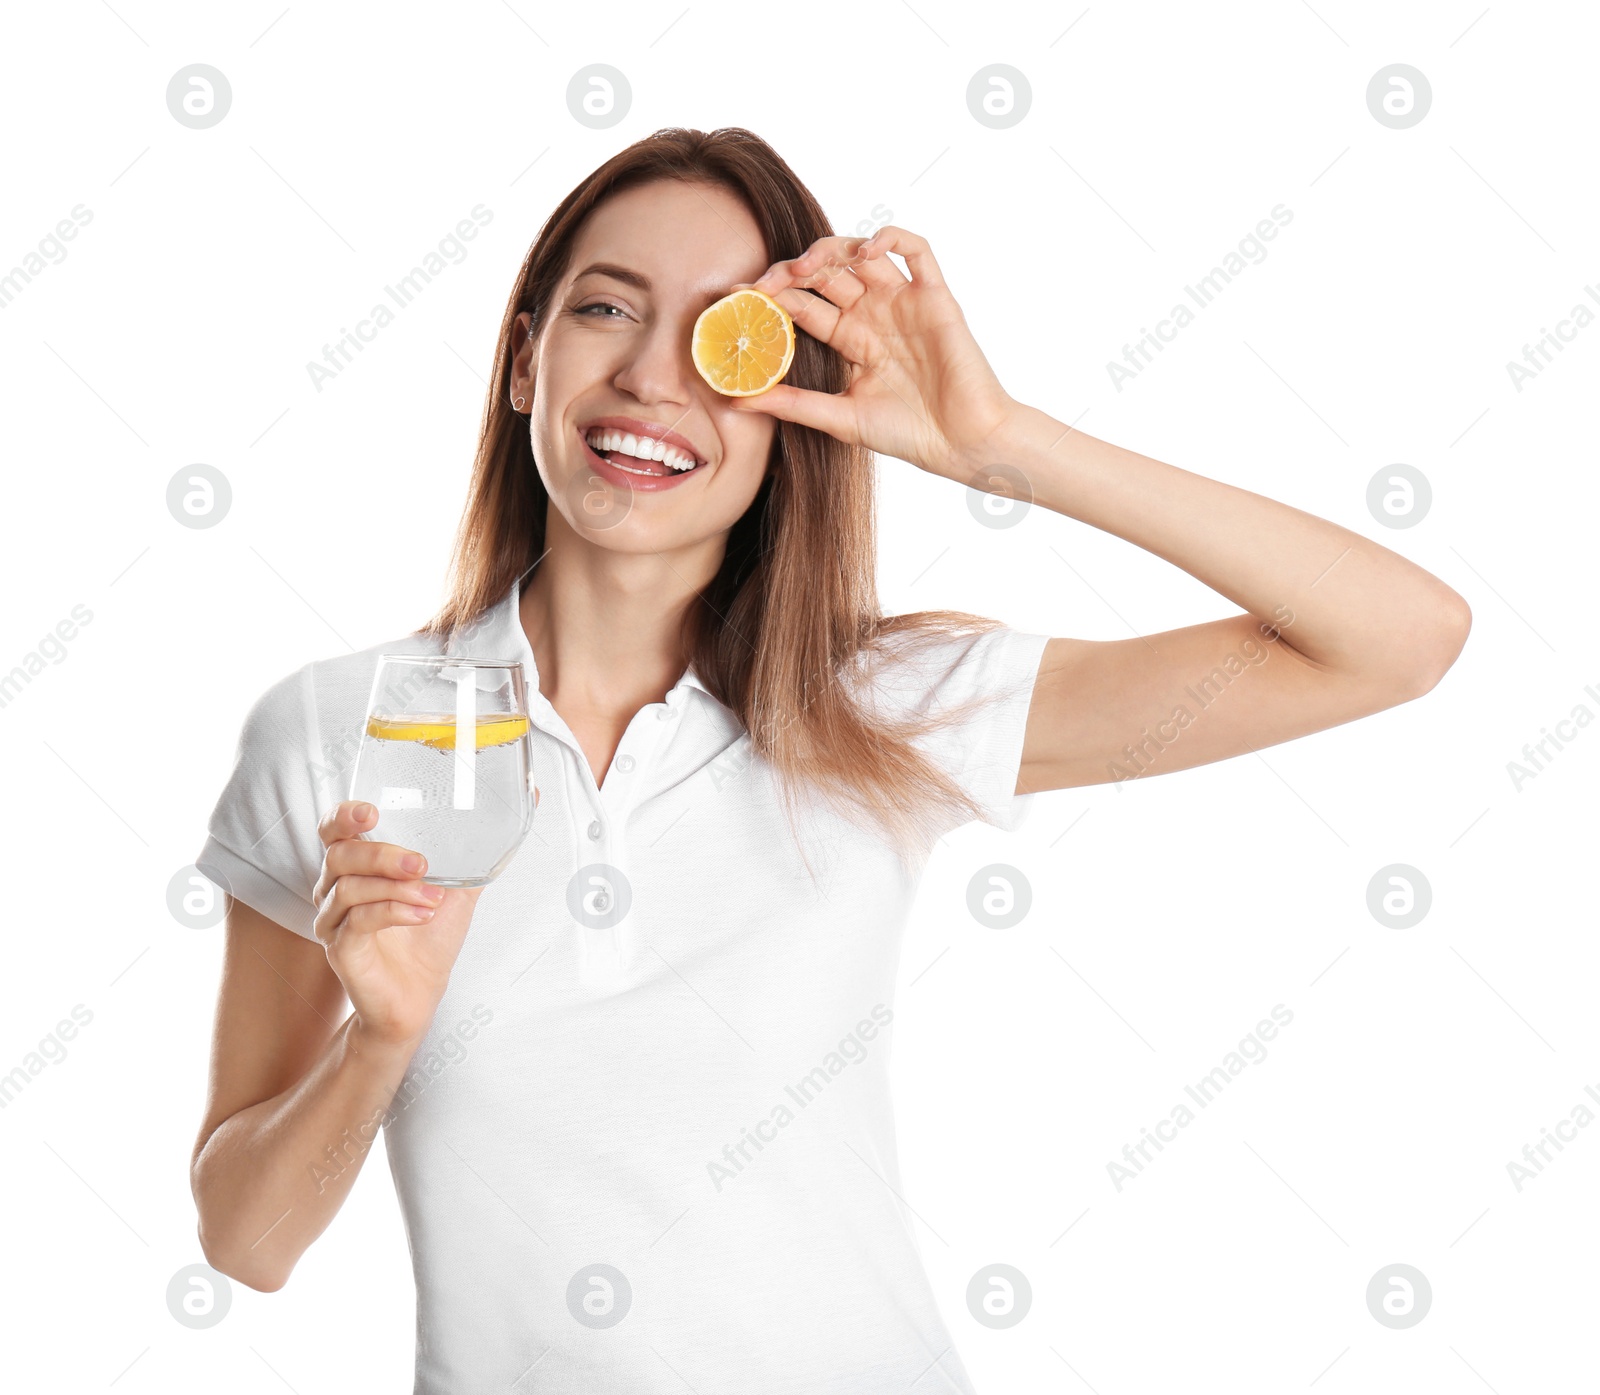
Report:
692,287,795,396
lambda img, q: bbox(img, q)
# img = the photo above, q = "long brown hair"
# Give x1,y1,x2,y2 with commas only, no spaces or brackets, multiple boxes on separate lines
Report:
422,126,1009,862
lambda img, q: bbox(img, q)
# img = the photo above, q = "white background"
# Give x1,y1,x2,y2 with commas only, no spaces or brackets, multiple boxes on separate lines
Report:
1,0,1595,1390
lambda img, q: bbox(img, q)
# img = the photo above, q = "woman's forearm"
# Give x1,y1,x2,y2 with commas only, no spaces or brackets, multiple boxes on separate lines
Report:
988,400,1471,686
191,1014,420,1291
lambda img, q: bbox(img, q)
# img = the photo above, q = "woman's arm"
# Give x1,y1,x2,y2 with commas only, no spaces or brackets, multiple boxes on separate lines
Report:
729,224,1471,794
191,899,420,1291
194,799,491,1290
982,403,1471,792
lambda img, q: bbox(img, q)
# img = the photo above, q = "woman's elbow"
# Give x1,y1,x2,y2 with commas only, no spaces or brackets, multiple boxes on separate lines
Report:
196,1218,289,1293
1408,588,1473,696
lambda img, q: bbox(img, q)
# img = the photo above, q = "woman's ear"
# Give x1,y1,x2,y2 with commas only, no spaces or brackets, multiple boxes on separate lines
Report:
511,312,538,392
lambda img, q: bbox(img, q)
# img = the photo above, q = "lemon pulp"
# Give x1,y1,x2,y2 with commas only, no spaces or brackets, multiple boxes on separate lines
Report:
691,288,795,396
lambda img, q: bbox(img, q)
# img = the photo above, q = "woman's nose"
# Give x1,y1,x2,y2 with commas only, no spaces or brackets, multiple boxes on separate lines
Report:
612,322,695,403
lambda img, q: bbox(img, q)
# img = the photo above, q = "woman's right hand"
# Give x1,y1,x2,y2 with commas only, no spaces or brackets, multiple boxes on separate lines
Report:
311,799,504,1052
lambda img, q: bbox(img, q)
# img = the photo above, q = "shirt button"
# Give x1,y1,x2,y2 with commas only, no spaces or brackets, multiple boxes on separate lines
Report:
616,754,636,773
587,819,602,841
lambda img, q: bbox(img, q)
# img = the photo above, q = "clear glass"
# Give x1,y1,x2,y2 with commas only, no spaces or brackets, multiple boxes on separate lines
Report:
348,655,535,887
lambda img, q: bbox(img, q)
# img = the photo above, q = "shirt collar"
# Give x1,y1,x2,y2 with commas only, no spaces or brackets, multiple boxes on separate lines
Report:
447,571,711,699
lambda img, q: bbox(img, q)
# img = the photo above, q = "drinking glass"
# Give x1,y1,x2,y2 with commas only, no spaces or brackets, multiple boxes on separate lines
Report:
348,655,535,887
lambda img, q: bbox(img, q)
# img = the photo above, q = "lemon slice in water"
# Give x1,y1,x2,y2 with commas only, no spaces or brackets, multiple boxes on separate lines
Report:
366,713,531,751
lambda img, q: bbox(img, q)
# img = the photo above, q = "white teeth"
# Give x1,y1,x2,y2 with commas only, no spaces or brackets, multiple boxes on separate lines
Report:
584,427,701,472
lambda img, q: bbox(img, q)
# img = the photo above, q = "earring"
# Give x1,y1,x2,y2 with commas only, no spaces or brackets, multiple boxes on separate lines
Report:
513,395,527,411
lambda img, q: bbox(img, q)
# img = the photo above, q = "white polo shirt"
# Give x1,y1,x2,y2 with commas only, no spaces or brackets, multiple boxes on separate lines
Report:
196,574,1050,1393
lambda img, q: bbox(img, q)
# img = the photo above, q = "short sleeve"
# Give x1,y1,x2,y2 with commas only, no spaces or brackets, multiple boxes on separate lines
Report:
872,625,1052,835
195,663,328,941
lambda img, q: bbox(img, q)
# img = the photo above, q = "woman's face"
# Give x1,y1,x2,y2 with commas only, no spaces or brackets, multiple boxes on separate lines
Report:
512,179,779,557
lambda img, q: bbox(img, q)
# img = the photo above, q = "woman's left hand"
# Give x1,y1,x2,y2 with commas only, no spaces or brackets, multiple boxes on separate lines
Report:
728,226,1017,482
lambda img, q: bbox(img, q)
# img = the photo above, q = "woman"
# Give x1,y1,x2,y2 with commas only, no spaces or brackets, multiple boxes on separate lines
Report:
191,127,1469,1391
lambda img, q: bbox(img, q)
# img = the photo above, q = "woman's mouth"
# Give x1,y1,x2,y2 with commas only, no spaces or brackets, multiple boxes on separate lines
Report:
580,427,706,478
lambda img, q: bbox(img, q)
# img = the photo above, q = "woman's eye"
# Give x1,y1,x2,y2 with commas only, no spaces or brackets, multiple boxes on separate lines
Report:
576,302,626,319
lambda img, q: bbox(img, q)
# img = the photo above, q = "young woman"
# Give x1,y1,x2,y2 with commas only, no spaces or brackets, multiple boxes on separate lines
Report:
191,127,1469,1392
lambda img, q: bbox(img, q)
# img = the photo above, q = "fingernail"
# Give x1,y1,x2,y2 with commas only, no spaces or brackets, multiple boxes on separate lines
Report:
355,802,375,821
408,905,435,921
402,853,424,874
423,884,445,901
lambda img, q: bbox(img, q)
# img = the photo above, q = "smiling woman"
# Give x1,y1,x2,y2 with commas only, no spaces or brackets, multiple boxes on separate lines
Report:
436,134,1014,853
192,125,1469,1395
